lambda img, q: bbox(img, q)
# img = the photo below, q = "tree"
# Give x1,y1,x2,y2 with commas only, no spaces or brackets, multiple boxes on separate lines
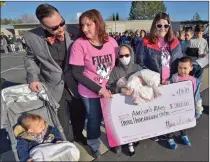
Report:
112,13,116,21
0,1,6,7
105,13,116,21
0,18,21,24
129,1,167,20
1,18,10,24
192,12,201,21
1,14,38,25
116,12,119,21
105,13,121,21
19,14,38,23
105,15,113,21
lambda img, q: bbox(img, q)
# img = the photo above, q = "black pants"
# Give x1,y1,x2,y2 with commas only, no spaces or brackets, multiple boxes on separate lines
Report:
166,130,187,139
57,88,86,142
68,98,86,139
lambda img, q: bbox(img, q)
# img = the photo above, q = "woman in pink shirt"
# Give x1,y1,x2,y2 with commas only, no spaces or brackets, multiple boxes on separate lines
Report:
69,9,118,159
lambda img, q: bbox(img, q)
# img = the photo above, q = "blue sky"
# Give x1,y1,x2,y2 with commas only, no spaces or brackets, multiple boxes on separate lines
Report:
1,1,209,22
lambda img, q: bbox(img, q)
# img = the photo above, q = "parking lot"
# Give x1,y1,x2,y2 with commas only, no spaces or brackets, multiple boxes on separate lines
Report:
0,52,209,161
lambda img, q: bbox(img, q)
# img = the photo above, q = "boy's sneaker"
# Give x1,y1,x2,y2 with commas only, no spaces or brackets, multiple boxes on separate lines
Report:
195,113,201,119
114,146,122,157
151,136,159,141
167,138,178,150
128,144,135,157
92,150,101,160
128,151,135,157
180,135,191,146
134,141,140,147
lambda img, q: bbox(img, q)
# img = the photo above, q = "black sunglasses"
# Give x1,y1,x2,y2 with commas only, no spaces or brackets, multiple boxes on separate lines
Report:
119,54,130,58
156,24,170,29
44,19,65,31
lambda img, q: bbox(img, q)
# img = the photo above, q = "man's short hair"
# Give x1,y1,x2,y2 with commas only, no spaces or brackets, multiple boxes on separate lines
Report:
184,26,194,33
194,24,204,32
178,56,193,65
179,30,185,35
20,114,44,130
36,3,59,22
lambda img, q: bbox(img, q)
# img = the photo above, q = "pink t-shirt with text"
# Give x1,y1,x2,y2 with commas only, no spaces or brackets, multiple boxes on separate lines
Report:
158,39,171,83
69,37,118,98
176,75,197,93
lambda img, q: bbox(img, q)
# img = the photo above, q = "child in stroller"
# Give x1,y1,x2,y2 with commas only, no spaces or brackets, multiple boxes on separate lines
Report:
1,84,80,162
15,114,63,162
165,56,203,150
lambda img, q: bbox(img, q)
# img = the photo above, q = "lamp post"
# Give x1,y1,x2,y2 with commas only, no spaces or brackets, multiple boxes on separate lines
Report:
115,18,116,33
114,13,119,33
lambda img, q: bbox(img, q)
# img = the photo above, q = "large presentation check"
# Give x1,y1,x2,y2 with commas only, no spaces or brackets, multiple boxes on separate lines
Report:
101,81,196,147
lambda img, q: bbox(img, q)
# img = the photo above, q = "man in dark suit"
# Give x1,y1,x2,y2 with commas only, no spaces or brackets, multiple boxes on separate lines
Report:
23,4,86,144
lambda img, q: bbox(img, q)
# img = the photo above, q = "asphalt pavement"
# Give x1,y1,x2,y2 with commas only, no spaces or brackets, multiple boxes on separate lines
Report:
0,52,209,161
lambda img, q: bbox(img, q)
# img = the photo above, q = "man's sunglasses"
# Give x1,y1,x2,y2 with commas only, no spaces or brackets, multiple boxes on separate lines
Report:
119,54,130,58
156,24,170,29
44,19,65,31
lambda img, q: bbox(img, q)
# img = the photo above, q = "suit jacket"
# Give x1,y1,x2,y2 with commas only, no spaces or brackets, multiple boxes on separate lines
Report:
23,27,80,102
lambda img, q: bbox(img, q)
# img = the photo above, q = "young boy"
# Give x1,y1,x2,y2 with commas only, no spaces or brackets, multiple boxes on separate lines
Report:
166,56,203,149
171,56,203,118
181,27,194,55
178,30,185,43
15,114,63,162
107,44,142,156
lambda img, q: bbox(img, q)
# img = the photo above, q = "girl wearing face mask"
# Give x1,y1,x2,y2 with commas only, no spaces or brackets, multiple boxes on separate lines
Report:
136,12,183,149
107,44,142,157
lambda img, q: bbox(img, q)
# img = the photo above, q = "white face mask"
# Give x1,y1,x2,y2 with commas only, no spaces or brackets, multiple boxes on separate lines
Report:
119,56,131,65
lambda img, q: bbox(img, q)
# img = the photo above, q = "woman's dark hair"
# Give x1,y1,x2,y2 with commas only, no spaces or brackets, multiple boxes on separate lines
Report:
194,24,204,32
79,9,108,44
36,4,59,23
140,30,146,37
149,12,174,44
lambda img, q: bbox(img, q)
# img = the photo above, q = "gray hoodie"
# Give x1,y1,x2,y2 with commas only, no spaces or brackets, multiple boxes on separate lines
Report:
107,44,142,93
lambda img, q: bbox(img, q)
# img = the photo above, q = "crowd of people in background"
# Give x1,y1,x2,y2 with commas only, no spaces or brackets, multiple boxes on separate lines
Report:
108,25,209,55
108,29,148,52
0,32,26,54
1,26,209,56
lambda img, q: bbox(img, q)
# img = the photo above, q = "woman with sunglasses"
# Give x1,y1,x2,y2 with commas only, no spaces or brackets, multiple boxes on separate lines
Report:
136,12,183,149
69,9,118,160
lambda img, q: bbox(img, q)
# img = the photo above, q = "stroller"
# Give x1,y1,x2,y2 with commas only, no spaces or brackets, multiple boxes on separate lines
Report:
1,83,79,161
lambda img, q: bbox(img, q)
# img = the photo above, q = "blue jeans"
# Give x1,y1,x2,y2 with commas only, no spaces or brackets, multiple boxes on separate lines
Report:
81,96,102,152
